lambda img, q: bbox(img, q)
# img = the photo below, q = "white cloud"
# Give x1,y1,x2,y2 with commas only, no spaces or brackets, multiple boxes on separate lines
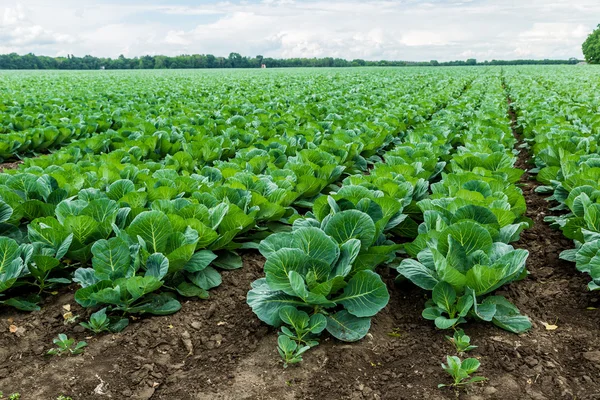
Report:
0,3,75,49
0,0,598,60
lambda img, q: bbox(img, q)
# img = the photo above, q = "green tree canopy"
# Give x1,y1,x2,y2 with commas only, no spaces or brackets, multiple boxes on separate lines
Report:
583,24,600,64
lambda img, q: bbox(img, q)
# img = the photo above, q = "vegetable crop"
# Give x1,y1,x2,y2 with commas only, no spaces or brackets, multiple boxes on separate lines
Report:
6,66,584,366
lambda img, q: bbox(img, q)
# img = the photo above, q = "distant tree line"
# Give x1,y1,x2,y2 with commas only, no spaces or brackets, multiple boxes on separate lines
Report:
0,52,583,70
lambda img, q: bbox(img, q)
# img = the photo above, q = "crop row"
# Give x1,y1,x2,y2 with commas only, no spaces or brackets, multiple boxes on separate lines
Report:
396,73,531,333
505,69,600,291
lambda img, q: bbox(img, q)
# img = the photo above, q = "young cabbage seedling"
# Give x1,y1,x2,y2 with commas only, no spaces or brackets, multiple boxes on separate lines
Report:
79,308,129,334
422,282,472,330
279,306,327,348
80,308,111,333
438,355,486,389
47,334,88,356
446,329,477,354
277,335,310,368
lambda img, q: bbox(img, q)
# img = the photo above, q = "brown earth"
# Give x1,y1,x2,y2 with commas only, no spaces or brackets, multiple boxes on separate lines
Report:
1,104,600,399
0,161,23,173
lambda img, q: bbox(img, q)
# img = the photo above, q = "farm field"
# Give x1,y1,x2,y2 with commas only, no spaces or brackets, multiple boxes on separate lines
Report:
0,66,599,400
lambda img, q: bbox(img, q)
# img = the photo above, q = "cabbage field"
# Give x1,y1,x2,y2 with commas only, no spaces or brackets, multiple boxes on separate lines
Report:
0,66,599,400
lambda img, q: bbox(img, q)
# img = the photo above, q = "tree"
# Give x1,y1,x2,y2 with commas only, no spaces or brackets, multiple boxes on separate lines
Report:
466,58,477,66
228,52,243,68
583,24,600,64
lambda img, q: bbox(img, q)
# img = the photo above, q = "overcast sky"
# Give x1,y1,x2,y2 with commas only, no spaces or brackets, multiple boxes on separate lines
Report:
1,0,598,61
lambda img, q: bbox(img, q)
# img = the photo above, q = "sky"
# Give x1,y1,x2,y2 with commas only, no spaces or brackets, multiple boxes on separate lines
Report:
0,0,598,61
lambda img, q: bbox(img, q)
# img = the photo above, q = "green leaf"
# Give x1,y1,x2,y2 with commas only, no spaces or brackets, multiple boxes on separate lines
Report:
439,221,494,257
209,203,229,230
264,248,310,293
325,310,371,342
0,236,21,273
278,334,297,353
127,210,173,253
212,251,242,270
434,316,460,329
288,270,309,299
31,255,61,275
259,231,295,258
176,282,209,299
56,233,74,259
465,265,508,296
145,253,169,280
128,293,181,315
294,227,340,265
125,276,163,301
323,209,376,248
46,277,71,284
422,306,443,320
107,179,135,201
90,286,123,306
453,205,498,226
217,204,255,235
81,198,119,223
166,243,195,273
2,297,40,311
487,296,532,333
309,313,327,334
109,318,130,332
188,266,222,290
331,238,361,278
397,258,438,290
279,305,309,328
461,358,481,374
74,280,113,307
432,282,456,313
468,288,496,321
20,199,55,220
333,270,389,317
0,201,13,223
576,239,600,274
73,268,100,288
584,203,600,232
559,248,578,263
246,278,307,326
91,237,132,281
456,294,474,317
64,215,99,245
184,250,218,273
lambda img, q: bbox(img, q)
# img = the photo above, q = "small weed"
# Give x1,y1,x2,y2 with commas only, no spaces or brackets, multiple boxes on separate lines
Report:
387,328,402,338
438,355,487,389
446,329,477,354
47,334,88,356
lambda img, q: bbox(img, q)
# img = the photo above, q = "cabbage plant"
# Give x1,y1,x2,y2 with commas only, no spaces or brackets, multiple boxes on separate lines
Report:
247,209,391,345
398,219,531,333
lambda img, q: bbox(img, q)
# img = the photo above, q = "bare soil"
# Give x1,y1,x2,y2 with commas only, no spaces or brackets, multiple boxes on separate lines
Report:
1,104,600,399
0,161,23,173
